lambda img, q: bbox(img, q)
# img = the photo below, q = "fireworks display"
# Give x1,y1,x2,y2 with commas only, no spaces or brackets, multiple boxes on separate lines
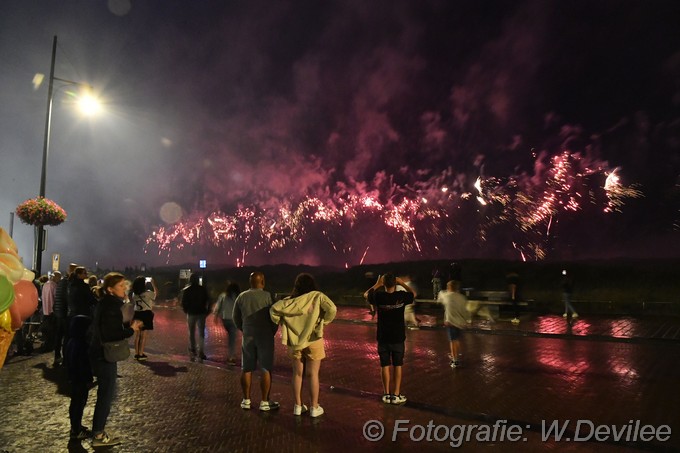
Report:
145,143,643,266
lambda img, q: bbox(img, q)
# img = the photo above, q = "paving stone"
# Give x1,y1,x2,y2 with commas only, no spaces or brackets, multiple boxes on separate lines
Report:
0,306,678,451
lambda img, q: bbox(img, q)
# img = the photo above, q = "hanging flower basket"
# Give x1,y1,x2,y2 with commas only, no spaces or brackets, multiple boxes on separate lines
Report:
15,197,67,227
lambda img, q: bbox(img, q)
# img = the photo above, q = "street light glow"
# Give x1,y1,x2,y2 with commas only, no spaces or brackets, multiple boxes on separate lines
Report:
78,93,101,115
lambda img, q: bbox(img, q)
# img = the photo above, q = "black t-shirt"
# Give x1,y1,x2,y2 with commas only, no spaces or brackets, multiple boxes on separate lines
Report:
368,289,414,343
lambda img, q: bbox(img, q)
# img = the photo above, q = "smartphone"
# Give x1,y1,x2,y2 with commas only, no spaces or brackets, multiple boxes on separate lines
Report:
145,277,152,283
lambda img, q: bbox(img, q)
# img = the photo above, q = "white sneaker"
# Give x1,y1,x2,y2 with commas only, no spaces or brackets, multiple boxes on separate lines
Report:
310,405,324,417
572,312,579,319
240,399,251,410
562,313,568,318
293,404,308,416
381,394,392,404
511,318,520,324
259,400,280,411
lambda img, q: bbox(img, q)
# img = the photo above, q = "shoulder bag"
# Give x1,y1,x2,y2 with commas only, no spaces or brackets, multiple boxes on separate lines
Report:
102,339,130,362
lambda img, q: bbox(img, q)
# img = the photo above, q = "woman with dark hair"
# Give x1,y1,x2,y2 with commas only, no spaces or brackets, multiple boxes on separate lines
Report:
213,281,241,364
270,273,337,418
90,272,142,447
131,276,157,360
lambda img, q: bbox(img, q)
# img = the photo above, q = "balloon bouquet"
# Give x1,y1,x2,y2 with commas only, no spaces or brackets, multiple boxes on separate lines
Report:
0,228,39,369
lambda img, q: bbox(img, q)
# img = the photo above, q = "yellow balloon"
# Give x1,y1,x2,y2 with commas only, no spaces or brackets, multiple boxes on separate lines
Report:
0,309,11,333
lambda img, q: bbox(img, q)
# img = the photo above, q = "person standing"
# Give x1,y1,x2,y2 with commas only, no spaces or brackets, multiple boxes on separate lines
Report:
131,276,157,361
431,268,442,299
398,274,420,329
437,280,470,368
53,263,78,366
180,273,210,362
233,271,279,412
213,281,240,364
561,270,578,319
506,270,521,324
89,273,142,447
68,267,98,318
40,271,61,352
270,273,337,418
65,314,93,441
363,273,415,405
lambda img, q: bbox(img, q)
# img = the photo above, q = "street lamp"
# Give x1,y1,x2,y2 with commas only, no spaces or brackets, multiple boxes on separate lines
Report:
34,35,99,276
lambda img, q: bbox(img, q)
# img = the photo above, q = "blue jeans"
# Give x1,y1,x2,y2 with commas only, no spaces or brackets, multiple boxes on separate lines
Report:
187,314,207,356
221,319,237,358
92,358,117,434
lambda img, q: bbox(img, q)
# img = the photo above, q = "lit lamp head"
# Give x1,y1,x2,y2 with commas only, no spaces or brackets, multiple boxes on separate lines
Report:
77,92,101,115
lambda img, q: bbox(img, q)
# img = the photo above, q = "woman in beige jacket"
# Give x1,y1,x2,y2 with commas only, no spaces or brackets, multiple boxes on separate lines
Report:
270,273,337,417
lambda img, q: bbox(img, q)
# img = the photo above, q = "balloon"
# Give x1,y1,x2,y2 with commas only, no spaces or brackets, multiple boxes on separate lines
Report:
0,274,13,313
22,269,36,282
0,253,24,284
0,328,15,369
0,309,11,333
9,302,21,330
9,280,38,330
0,228,19,256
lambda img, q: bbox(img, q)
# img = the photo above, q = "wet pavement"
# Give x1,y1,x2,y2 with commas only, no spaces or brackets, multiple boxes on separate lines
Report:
1,305,679,452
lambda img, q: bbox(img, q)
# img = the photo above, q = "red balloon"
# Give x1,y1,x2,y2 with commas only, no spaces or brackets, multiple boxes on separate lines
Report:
9,280,38,330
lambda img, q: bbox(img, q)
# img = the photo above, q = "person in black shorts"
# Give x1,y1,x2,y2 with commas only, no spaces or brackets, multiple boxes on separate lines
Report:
363,272,415,405
131,276,157,361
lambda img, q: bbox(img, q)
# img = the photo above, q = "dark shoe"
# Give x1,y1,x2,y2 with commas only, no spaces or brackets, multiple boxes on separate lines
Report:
138,354,148,361
70,426,91,440
134,354,141,360
391,394,407,404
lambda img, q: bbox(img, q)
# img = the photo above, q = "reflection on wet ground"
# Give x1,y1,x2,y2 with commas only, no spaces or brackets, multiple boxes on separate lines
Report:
330,305,680,341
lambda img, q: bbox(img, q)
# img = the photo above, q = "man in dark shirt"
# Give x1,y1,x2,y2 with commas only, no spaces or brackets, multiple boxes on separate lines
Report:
180,273,210,362
68,267,97,318
363,272,415,405
53,263,77,366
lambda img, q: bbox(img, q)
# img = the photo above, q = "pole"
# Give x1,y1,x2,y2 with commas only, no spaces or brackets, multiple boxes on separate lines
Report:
34,35,57,276
8,212,14,238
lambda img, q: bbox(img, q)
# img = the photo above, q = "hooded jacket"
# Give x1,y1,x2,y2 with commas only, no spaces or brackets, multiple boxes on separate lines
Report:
270,291,337,350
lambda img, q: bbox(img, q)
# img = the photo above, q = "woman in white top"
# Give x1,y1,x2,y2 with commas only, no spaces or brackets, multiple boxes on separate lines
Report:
270,273,337,418
131,276,157,361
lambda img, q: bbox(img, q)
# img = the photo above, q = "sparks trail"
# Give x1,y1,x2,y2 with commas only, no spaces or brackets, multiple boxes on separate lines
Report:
145,146,642,265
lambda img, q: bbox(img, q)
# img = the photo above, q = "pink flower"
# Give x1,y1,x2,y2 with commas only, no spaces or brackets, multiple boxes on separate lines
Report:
15,197,67,227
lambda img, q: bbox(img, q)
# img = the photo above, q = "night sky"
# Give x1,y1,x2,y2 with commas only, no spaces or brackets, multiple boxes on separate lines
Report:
1,0,679,271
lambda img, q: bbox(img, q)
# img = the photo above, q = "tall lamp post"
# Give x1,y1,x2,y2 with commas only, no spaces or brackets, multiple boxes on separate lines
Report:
34,35,98,276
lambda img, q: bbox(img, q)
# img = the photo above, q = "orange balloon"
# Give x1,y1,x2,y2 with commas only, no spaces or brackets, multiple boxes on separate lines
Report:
9,280,38,330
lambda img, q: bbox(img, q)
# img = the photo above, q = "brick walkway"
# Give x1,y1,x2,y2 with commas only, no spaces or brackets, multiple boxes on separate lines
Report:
1,306,678,452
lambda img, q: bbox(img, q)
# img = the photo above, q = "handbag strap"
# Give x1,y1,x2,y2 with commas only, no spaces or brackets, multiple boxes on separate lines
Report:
135,294,152,310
